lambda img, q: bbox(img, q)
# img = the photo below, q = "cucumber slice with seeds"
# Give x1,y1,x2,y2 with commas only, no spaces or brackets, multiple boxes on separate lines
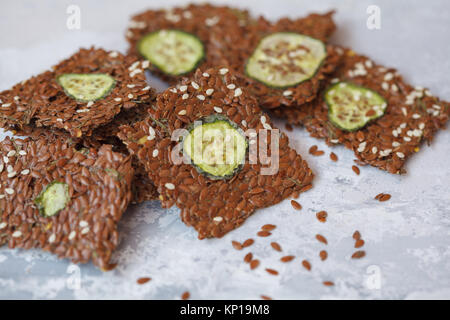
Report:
245,32,327,88
138,29,204,76
34,181,70,217
326,82,387,131
183,115,247,180
57,73,116,102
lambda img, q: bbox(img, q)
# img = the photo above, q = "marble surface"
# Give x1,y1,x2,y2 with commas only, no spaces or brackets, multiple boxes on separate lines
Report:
0,0,449,300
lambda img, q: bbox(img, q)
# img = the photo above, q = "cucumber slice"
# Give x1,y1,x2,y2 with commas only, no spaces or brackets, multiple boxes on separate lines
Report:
183,115,247,180
57,73,116,102
137,29,204,76
34,181,70,217
245,32,327,88
326,82,387,131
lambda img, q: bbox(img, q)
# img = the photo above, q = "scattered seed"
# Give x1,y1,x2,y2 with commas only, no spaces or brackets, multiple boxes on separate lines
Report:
261,224,276,231
181,291,190,300
316,234,328,245
270,242,282,252
257,230,271,237
330,152,338,162
319,250,328,261
232,240,243,250
323,281,335,286
261,295,272,300
309,145,318,154
379,193,391,202
316,211,327,223
312,150,325,156
250,259,260,270
302,260,311,271
352,231,361,240
265,268,279,276
355,239,365,248
352,250,366,259
291,200,302,210
244,253,253,263
137,277,151,285
242,238,254,248
280,255,295,263
352,165,360,175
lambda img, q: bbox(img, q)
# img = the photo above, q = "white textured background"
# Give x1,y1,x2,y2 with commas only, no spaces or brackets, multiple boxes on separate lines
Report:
0,0,449,300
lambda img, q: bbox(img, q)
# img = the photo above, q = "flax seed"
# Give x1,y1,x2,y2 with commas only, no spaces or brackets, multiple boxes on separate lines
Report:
242,238,254,248
302,260,312,271
257,231,271,237
316,234,328,245
265,268,279,276
261,224,276,231
281,255,295,263
232,240,243,250
319,250,328,261
271,242,282,252
330,152,338,162
355,239,365,248
181,291,190,300
352,165,360,175
352,250,366,259
137,277,151,284
244,253,253,263
291,200,302,210
316,211,327,223
250,259,260,270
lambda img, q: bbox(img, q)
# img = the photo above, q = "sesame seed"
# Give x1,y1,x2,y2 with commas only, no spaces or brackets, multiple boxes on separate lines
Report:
128,93,134,99
56,118,63,122
68,231,76,240
148,126,155,139
141,60,150,68
197,95,205,100
357,142,367,153
191,82,199,89
234,88,242,97
392,141,401,147
12,231,22,238
48,234,56,243
179,85,188,92
413,129,422,137
114,97,122,102
365,60,373,68
392,130,399,137
213,217,223,222
3,156,9,163
396,152,405,158
165,183,175,190
142,86,151,91
432,104,441,110
330,139,339,144
391,84,398,92
76,108,89,113
128,61,140,71
241,120,247,127
14,96,20,101
419,123,425,130
7,150,16,157
0,222,6,229
152,149,159,157
213,107,223,113
260,115,266,124
87,101,94,107
5,188,14,195
0,164,3,173
109,51,119,58
169,88,177,93
202,72,210,77
412,113,421,119
79,221,88,228
18,150,27,156
263,123,272,130
372,146,378,154
404,137,411,142
249,140,256,145
182,93,189,100
130,69,142,77
81,227,90,235
407,130,413,137
227,84,236,90
7,172,16,178
219,68,229,75
2,103,12,108
7,165,13,173
0,195,4,199
283,90,293,96
127,84,136,88
384,73,394,81
206,89,214,96
381,82,389,90
178,110,187,116
400,123,407,129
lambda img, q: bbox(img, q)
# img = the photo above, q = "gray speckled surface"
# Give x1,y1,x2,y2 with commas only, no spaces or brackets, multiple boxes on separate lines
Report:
0,0,449,300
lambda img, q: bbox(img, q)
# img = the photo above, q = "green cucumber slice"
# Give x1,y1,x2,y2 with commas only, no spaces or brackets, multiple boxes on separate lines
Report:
34,181,70,217
57,73,116,102
138,29,204,76
326,82,387,131
183,115,247,180
245,32,327,88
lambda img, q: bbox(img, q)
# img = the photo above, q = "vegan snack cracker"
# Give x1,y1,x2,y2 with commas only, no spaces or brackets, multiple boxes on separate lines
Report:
273,47,450,174
0,136,133,269
0,47,154,137
118,67,314,239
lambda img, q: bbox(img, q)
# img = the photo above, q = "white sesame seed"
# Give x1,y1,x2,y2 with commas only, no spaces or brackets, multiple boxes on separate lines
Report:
219,68,229,75
12,231,22,238
2,103,12,108
56,118,63,122
381,82,389,90
412,113,421,119
407,130,413,137
7,171,16,178
432,110,440,117
127,84,136,88
7,150,16,157
3,156,9,164
0,164,3,173
148,126,155,140
249,132,257,138
7,165,13,173
179,85,188,92
263,123,272,130
0,222,6,229
213,107,223,113
413,129,422,137
114,97,122,102
79,220,88,228
142,86,151,91
178,110,187,116
152,149,159,157
68,231,76,240
206,89,214,96
81,227,90,235
401,107,408,116
130,69,142,77
202,72,210,77
169,88,177,93
330,139,339,144
234,88,242,97
391,84,398,92
357,142,367,153
165,183,175,190
18,150,27,156
48,234,56,243
129,61,140,71
404,137,411,142
14,96,20,101
76,108,89,113
109,51,119,58
365,60,373,68
249,140,256,145
419,123,425,130
0,195,4,199
432,104,441,110
392,141,401,147
213,217,223,222
142,60,150,68
182,93,189,100
396,152,405,158
197,95,205,101
227,84,236,90
392,130,399,137
384,73,394,81
241,120,247,127
260,115,266,124
331,78,339,84
5,188,14,195
128,93,134,99
372,146,378,154
283,90,293,96
191,82,199,89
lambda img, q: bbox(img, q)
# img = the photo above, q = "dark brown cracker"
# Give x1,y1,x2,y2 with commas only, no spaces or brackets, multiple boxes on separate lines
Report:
118,67,314,239
126,4,254,83
273,47,450,174
0,137,133,269
234,13,340,109
0,47,155,137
